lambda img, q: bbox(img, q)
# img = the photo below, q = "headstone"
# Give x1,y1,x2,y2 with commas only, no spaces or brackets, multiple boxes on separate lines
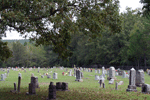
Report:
41,75,44,78
53,72,58,79
103,83,105,88
31,73,34,77
126,68,137,92
122,71,126,78
1,74,4,81
26,76,39,95
115,72,118,76
98,69,100,74
81,72,83,78
43,73,46,76
95,70,97,73
14,83,17,91
108,67,115,79
102,67,105,77
75,69,83,82
47,75,51,79
18,73,22,78
48,82,56,100
142,84,150,94
18,76,21,93
34,77,40,88
115,82,118,90
68,71,72,76
86,68,88,72
99,80,102,87
10,83,17,93
61,82,69,91
4,73,7,78
83,68,85,71
136,69,145,87
56,82,62,91
74,72,76,77
99,75,105,83
126,74,129,79
147,70,150,75
95,75,100,80
65,69,68,72
118,81,124,85
109,79,114,84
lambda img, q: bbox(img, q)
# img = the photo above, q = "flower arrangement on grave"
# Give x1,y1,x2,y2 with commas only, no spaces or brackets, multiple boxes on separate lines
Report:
62,72,64,75
147,69,149,73
65,73,67,76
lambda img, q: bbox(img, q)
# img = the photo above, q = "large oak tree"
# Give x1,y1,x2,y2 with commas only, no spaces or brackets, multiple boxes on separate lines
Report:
0,0,122,60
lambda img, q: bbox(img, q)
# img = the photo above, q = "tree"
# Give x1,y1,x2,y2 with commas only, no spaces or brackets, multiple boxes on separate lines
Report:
140,0,150,16
0,41,12,61
0,0,122,59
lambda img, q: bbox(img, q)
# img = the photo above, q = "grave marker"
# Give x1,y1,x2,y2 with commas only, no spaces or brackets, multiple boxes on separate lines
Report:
126,68,137,92
48,82,56,100
75,69,83,82
136,69,145,87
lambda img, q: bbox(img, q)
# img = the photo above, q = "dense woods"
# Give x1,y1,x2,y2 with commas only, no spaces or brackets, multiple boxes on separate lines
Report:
0,8,150,69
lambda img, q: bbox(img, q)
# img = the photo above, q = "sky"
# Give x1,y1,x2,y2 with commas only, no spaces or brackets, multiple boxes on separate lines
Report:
2,0,143,40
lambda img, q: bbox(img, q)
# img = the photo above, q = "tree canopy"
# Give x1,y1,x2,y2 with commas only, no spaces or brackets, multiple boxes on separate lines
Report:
141,0,150,16
0,0,122,59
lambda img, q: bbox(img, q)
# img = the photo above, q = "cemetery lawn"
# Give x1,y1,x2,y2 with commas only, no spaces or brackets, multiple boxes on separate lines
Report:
0,68,150,100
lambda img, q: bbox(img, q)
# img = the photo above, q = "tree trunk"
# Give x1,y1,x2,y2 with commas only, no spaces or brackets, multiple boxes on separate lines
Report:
137,59,140,70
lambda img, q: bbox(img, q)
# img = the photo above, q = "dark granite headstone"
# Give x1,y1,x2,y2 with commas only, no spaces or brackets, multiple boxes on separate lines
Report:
61,82,68,91
56,82,62,91
48,82,56,100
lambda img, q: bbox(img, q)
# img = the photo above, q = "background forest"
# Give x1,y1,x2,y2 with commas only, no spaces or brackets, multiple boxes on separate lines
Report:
1,8,150,69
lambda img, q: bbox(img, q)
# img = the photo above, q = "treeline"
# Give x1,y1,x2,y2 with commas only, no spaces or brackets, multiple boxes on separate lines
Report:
1,8,150,69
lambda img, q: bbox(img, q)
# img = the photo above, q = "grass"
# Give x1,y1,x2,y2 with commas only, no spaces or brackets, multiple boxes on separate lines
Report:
0,68,150,100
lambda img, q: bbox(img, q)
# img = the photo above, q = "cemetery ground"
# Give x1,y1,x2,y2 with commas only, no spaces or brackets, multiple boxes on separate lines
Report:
0,68,150,100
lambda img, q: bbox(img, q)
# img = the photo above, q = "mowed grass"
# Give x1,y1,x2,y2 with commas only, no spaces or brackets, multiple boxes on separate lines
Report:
0,68,150,100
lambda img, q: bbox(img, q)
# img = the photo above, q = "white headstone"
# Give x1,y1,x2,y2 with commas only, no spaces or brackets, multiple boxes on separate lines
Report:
109,67,115,79
99,75,105,83
18,73,22,78
109,79,114,84
102,67,105,77
95,75,99,80
53,72,58,79
122,71,126,78
1,74,4,81
98,69,100,74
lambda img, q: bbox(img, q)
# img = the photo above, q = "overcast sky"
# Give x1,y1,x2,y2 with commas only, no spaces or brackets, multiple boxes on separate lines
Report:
2,0,143,40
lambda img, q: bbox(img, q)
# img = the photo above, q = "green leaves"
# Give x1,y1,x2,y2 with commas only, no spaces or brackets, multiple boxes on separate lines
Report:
0,40,12,61
0,0,122,59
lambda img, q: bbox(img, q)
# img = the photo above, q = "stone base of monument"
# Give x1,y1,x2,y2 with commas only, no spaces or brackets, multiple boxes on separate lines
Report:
10,90,17,93
136,83,143,87
107,77,111,80
26,92,36,95
126,85,137,92
75,79,83,82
